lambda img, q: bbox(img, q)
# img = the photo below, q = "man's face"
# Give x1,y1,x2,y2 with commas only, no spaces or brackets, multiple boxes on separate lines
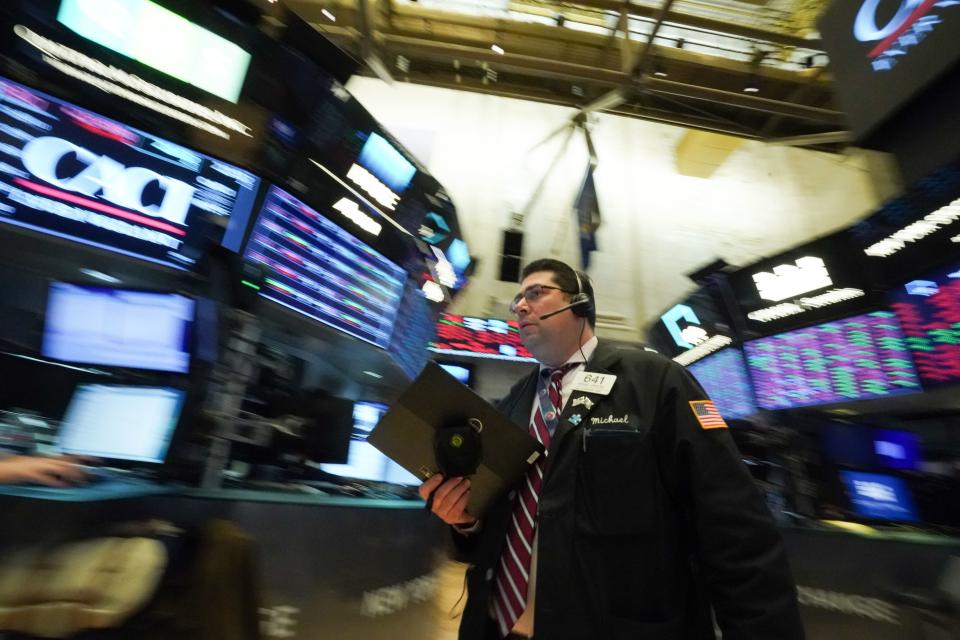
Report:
512,270,581,357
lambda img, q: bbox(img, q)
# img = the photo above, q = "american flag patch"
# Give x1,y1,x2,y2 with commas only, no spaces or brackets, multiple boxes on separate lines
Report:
689,400,727,430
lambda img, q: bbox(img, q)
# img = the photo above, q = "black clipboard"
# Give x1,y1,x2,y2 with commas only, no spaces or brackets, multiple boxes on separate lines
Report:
367,362,543,519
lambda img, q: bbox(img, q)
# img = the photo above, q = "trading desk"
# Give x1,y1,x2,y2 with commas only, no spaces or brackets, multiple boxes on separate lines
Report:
782,522,960,639
0,482,448,640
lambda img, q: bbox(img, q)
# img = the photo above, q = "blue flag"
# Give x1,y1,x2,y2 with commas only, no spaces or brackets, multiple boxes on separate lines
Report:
573,163,601,269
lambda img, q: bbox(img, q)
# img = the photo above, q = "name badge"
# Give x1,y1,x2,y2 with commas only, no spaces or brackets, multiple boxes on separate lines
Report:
572,372,616,395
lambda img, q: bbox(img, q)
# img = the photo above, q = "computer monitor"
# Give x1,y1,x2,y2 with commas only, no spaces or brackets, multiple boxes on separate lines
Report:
841,470,920,523
383,459,421,487
300,396,355,464
57,384,186,464
43,283,194,373
821,424,876,469
437,361,474,387
315,401,420,486
319,402,389,482
873,429,921,471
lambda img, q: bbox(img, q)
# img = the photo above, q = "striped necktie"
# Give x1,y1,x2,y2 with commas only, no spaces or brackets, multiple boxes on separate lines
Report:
492,363,574,637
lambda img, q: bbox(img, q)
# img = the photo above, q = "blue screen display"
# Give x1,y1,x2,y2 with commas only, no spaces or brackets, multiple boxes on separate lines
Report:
357,132,416,193
841,471,919,522
686,348,757,420
388,281,436,380
873,429,921,471
43,283,194,373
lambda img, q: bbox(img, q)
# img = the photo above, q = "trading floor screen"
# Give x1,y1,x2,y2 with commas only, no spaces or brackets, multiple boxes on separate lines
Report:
745,311,922,409
244,185,406,348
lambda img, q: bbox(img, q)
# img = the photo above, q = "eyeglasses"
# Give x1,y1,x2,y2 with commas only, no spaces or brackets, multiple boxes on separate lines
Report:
509,284,573,314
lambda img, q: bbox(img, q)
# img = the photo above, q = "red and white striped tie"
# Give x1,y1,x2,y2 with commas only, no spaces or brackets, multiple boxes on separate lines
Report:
491,365,571,637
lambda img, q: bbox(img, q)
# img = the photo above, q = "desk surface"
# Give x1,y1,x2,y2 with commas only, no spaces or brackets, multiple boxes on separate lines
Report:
784,521,960,547
0,477,175,502
181,487,424,509
0,480,425,509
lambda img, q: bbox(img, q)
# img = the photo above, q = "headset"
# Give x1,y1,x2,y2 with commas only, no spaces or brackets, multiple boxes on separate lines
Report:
540,268,595,321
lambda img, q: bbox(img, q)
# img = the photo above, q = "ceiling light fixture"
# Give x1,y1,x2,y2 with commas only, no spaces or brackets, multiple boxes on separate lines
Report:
321,8,336,21
491,44,505,55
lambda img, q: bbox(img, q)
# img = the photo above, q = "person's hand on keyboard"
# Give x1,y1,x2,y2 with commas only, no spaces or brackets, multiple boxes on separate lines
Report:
0,455,90,487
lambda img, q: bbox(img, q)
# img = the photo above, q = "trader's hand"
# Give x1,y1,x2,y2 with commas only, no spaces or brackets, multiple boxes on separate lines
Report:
0,456,89,487
419,474,477,526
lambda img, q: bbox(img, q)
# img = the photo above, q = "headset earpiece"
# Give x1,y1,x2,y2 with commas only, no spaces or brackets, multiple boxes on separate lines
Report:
571,270,594,320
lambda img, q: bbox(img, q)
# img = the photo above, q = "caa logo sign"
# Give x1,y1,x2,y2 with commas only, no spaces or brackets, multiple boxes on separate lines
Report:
661,304,708,350
21,136,195,226
854,0,958,70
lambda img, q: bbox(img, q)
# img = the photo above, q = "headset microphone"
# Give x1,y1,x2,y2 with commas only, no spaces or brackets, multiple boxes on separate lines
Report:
539,298,588,320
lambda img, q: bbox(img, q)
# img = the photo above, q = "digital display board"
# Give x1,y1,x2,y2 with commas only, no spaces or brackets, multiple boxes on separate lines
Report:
0,76,260,269
686,348,757,420
43,283,193,373
889,262,960,388
729,232,874,336
58,0,252,103
817,0,960,140
387,280,437,380
430,313,535,362
244,185,406,348
744,311,922,409
841,470,919,523
847,161,960,283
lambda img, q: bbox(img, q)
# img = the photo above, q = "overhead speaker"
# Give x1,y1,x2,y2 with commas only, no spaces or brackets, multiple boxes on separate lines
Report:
498,229,524,282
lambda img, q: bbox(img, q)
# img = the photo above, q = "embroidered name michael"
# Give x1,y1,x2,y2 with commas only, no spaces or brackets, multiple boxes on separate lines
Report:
590,414,630,425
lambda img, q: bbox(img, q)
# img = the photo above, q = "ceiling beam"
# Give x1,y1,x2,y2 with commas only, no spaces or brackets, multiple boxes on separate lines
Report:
350,31,841,125
642,76,844,124
559,0,820,49
380,69,768,139
617,8,632,73
766,130,851,147
581,0,677,115
357,0,394,83
759,66,829,136
380,33,628,86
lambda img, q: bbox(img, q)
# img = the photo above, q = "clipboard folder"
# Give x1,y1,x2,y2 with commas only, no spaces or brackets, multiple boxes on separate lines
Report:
367,362,543,519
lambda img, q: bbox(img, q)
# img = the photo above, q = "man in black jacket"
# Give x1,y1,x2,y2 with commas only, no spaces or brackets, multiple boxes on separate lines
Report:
419,258,804,640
